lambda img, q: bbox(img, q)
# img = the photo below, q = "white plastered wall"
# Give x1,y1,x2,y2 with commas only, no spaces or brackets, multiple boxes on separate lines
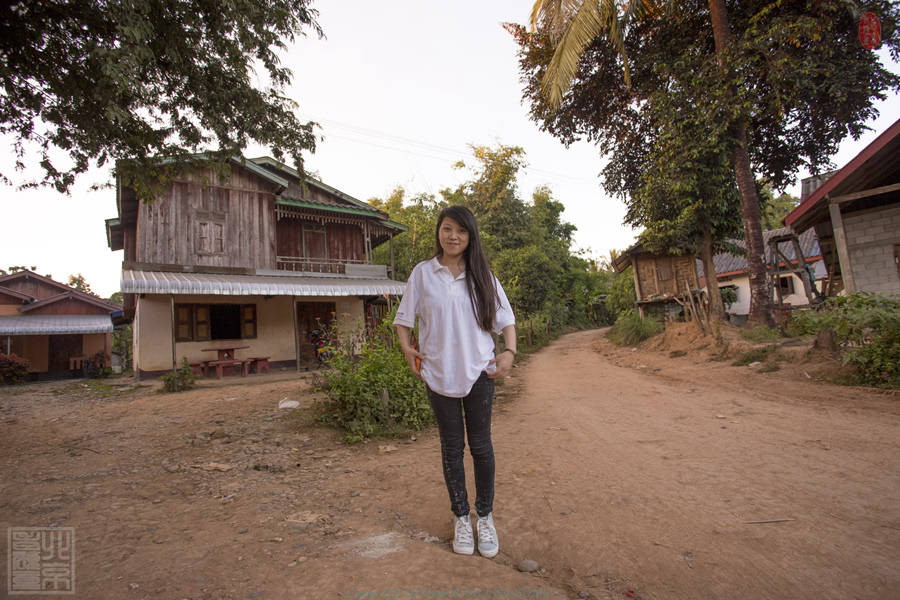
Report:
134,294,365,372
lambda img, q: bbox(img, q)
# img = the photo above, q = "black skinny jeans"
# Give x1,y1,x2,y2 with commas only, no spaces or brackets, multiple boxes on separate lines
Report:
427,372,495,518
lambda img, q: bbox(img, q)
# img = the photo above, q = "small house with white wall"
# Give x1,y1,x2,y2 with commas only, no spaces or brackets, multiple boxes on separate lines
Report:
697,228,826,323
0,270,120,378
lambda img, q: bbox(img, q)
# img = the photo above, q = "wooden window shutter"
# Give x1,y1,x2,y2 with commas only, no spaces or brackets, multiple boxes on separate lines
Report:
197,222,210,254
241,304,257,339
194,305,211,341
175,305,193,341
213,222,225,254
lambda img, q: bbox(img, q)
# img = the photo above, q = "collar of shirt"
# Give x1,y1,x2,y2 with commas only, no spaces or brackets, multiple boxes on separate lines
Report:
430,256,466,280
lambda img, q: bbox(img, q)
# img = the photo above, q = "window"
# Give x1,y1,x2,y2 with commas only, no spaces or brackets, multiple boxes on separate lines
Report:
174,303,256,341
778,276,795,295
196,220,225,255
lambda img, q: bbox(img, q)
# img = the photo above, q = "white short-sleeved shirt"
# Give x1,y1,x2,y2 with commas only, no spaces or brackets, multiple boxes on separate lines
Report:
394,257,516,398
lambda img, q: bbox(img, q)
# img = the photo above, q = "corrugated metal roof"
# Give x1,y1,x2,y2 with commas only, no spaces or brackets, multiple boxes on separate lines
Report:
697,228,822,278
121,270,406,296
0,315,113,335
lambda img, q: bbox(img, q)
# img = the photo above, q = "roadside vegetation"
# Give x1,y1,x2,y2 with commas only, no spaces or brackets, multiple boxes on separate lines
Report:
787,292,899,388
607,312,662,346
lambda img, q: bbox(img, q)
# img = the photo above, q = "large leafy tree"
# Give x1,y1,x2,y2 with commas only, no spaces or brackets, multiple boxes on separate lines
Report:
1,0,322,194
369,187,445,282
519,0,899,325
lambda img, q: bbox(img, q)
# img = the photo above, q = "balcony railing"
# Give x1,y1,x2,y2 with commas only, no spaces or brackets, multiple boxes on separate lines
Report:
276,256,366,274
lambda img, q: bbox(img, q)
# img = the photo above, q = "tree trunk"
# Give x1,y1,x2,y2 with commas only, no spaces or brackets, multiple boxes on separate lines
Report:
731,126,774,326
701,227,726,320
707,0,774,327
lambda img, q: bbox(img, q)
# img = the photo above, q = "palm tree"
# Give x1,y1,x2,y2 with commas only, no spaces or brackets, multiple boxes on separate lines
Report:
531,0,774,325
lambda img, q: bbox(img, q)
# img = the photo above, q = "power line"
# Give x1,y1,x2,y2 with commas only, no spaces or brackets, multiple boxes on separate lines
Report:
305,113,602,188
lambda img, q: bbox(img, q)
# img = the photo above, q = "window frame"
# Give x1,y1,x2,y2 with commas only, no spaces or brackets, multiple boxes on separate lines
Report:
173,303,256,342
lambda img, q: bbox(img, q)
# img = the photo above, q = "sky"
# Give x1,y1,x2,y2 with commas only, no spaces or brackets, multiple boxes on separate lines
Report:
1,0,898,298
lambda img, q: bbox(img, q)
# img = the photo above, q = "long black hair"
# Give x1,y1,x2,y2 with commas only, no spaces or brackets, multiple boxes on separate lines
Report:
434,205,499,331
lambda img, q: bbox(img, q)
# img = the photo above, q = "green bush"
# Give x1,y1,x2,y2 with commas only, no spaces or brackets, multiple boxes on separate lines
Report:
0,353,30,385
314,315,433,443
606,311,662,346
160,358,197,393
789,292,900,387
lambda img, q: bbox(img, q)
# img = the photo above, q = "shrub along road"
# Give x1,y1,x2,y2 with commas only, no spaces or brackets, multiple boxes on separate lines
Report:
1,330,897,599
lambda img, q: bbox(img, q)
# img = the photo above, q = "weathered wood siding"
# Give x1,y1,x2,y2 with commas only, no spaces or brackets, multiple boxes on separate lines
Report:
2,278,62,301
276,220,364,261
27,298,111,316
136,165,279,269
327,223,365,262
635,254,699,300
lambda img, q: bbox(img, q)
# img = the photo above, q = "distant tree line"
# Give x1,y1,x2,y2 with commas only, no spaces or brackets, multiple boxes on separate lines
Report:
370,143,636,349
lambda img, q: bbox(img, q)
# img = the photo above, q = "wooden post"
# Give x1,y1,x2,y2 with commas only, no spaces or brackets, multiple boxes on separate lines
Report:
828,201,856,293
631,256,643,300
770,239,784,308
170,295,176,371
651,256,661,296
630,256,645,317
6,336,10,354
292,295,300,372
389,233,395,280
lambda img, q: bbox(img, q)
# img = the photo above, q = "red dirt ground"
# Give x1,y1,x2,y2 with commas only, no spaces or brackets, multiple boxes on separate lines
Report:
1,328,898,599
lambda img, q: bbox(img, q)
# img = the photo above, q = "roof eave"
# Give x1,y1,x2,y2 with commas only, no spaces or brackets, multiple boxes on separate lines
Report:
785,117,900,231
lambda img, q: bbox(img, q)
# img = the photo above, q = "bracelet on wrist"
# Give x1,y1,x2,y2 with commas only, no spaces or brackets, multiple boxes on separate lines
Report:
502,348,517,357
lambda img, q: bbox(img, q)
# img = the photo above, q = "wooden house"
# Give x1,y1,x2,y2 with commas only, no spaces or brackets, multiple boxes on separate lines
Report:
612,244,700,316
785,117,900,295
105,156,407,378
0,271,120,378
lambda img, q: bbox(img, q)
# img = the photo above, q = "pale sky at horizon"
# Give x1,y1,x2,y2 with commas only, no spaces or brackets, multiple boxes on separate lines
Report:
2,0,898,298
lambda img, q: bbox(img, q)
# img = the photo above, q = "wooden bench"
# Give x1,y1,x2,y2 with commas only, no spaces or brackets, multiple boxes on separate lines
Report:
206,359,247,379
247,357,271,374
69,356,87,370
189,362,208,377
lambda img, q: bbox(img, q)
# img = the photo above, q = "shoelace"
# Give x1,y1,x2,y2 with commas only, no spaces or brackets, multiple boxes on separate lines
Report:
455,517,473,544
477,518,495,544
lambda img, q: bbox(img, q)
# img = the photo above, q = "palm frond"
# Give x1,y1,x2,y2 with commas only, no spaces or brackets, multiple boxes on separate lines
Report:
530,0,586,39
540,0,610,108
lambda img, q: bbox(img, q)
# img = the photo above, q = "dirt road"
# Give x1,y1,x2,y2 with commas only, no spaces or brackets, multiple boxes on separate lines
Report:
1,329,898,599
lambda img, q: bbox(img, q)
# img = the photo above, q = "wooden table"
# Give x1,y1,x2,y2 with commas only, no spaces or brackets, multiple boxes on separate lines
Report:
200,345,250,378
201,346,249,361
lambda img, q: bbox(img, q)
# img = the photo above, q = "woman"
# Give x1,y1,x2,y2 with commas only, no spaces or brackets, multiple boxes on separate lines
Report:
394,205,517,558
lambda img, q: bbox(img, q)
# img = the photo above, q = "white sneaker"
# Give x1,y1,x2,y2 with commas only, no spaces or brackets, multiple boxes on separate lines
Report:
476,513,499,558
452,514,474,555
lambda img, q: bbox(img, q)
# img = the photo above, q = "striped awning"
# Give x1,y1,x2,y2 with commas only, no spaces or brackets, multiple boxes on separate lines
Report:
0,315,114,335
121,270,406,296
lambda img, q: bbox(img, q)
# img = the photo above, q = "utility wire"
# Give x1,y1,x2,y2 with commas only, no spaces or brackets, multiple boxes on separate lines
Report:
306,114,601,188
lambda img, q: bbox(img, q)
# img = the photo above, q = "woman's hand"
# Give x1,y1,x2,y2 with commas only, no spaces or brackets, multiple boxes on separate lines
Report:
402,346,424,379
487,350,514,379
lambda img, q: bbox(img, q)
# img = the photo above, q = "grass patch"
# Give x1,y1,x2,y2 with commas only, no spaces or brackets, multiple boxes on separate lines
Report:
758,362,781,373
669,350,687,358
607,312,662,346
740,325,781,343
732,345,776,366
